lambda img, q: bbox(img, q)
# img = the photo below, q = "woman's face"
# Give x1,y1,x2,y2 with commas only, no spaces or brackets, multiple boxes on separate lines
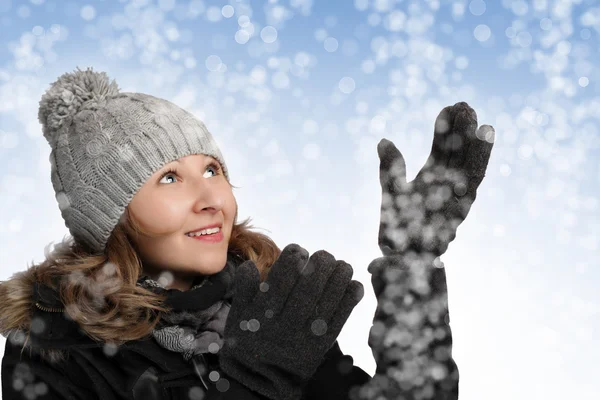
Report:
126,154,237,291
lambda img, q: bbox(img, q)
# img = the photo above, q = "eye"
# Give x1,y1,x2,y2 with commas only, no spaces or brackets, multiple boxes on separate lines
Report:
158,161,222,184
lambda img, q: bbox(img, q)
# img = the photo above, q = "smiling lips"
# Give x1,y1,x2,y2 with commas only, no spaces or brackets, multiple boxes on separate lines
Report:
187,229,224,243
186,223,222,236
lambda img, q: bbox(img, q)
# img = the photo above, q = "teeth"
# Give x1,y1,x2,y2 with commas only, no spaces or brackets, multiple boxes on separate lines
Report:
188,227,220,237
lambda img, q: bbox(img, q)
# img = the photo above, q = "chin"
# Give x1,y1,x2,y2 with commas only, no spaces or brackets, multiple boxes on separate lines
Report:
200,257,228,275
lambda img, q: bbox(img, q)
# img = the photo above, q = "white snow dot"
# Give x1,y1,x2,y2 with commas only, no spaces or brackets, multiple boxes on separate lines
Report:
102,262,117,276
208,342,220,353
540,18,552,31
578,77,589,87
265,309,274,318
361,59,376,74
499,164,511,177
469,0,486,16
511,0,528,16
474,24,491,42
370,115,386,134
324,37,339,52
455,56,469,70
188,386,205,400
303,143,321,160
339,77,356,94
556,40,571,56
311,319,328,336
250,66,266,84
238,15,251,27
248,319,260,332
518,144,533,160
205,55,222,71
158,271,173,287
259,282,270,292
103,343,118,357
216,378,230,392
516,31,532,47
80,5,96,21
32,25,44,36
356,101,369,114
209,371,220,382
235,30,250,44
239,320,248,331
34,382,48,395
303,119,319,135
184,57,197,69
30,317,45,334
261,26,278,43
505,27,516,38
385,10,406,31
580,29,591,40
325,15,337,28
56,191,71,211
222,5,234,18
314,28,328,41
206,6,222,22
272,71,290,89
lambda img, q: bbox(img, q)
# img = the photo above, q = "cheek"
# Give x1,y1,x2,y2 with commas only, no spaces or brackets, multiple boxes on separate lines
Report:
134,197,188,236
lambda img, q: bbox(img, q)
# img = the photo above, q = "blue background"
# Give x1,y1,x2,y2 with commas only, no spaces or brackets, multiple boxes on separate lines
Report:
0,0,599,399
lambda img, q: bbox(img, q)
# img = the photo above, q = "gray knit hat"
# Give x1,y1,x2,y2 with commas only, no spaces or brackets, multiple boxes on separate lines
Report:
38,67,230,254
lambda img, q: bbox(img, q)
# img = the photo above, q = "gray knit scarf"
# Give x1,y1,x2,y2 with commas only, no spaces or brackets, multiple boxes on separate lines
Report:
136,256,239,361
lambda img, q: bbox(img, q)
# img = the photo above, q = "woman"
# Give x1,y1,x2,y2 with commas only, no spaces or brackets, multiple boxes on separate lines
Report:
0,67,368,400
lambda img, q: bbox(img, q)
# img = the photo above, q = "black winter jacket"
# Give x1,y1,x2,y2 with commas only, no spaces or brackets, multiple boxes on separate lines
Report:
1,254,371,400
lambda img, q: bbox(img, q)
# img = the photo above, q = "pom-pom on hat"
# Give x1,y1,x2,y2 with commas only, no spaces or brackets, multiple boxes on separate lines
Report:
38,67,230,254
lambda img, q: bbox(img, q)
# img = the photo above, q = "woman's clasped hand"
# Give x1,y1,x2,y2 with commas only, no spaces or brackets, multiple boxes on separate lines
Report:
219,243,365,400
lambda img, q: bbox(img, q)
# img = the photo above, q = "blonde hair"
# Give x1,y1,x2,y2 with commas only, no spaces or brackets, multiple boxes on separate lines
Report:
0,203,280,363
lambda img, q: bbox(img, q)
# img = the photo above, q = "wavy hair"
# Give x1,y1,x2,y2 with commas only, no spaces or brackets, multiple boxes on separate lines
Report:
0,199,281,363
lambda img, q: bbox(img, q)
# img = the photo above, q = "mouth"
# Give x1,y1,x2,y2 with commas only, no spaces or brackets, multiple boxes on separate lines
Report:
186,228,224,243
185,223,222,236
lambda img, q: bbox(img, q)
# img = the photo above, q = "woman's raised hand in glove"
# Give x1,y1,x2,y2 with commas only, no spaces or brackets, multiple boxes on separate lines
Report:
219,243,364,400
377,101,495,259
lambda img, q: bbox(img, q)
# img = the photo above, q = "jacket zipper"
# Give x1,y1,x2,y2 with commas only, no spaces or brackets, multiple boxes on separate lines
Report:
191,354,210,390
34,302,64,313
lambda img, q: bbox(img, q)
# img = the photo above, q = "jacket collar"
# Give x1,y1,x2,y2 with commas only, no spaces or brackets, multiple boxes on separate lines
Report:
27,251,245,350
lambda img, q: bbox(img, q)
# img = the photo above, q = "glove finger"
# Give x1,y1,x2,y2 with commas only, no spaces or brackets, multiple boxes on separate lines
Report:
279,250,338,324
428,105,456,168
324,280,364,338
258,243,309,317
442,124,494,222
447,104,478,169
231,261,261,309
377,138,407,195
463,124,495,200
313,260,353,324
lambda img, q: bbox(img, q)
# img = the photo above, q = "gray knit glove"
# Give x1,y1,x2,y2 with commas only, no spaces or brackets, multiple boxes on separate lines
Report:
219,243,365,400
377,101,495,258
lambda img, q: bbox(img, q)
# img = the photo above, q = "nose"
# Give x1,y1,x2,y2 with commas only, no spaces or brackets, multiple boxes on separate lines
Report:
191,178,225,213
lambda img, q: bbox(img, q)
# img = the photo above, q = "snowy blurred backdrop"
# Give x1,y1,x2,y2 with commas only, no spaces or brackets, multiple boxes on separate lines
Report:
0,0,599,399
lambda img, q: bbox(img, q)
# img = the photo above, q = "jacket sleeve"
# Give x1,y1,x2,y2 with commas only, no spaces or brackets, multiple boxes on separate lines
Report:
204,370,269,400
360,253,460,400
2,334,94,400
301,341,371,400
206,341,370,400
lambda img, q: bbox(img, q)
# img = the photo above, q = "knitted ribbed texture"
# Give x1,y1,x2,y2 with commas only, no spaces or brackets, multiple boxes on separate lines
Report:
39,67,229,254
